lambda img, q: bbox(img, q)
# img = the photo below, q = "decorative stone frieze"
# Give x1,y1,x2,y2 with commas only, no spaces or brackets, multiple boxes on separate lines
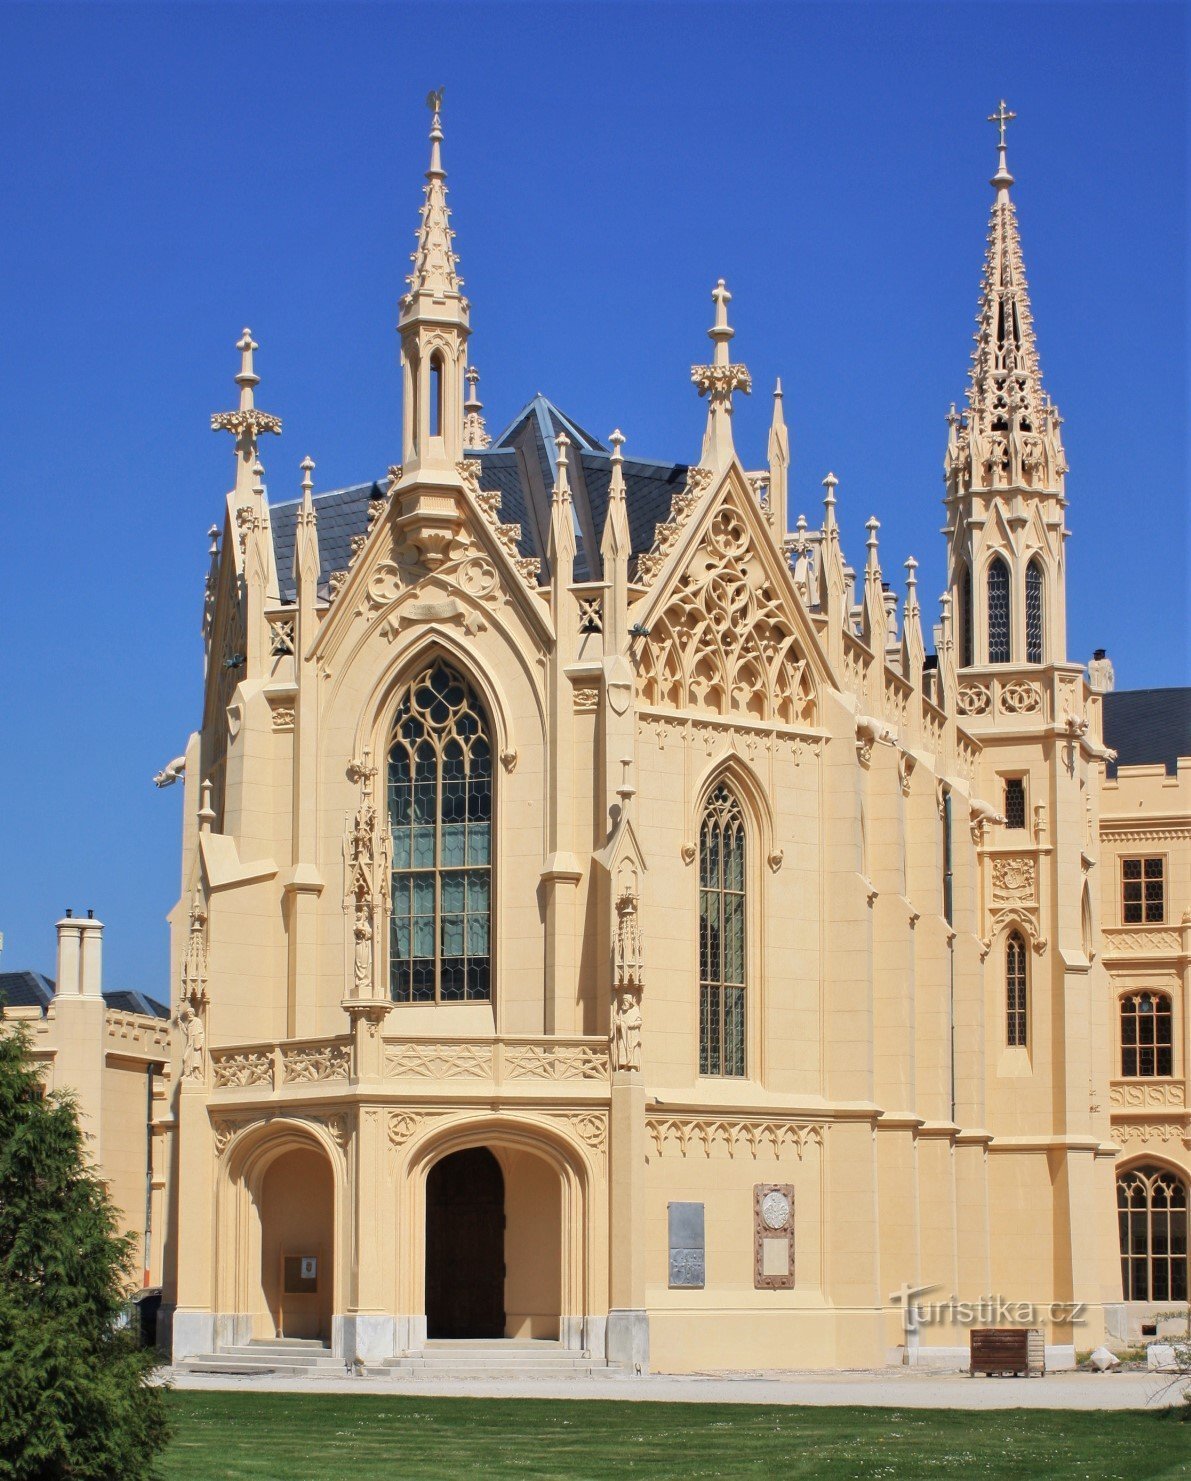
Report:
646,1116,825,1159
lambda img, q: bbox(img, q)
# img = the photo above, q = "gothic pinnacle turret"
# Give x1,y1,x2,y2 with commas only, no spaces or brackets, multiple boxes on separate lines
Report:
947,103,1066,496
397,90,471,476
943,105,1071,671
692,279,751,473
211,329,282,502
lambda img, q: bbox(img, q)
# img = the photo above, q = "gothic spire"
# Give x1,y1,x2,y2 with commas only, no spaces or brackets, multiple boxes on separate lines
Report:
767,379,789,536
397,90,471,480
403,88,465,308
949,103,1065,493
692,279,751,472
211,328,282,502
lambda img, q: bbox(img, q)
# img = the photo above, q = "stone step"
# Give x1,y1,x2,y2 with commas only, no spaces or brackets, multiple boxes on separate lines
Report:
246,1337,329,1350
382,1360,609,1379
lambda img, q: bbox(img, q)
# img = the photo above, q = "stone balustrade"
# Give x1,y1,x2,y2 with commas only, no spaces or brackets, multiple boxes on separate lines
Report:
209,1033,610,1094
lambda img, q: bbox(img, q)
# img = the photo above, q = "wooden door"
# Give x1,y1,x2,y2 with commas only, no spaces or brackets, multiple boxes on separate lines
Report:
426,1147,505,1339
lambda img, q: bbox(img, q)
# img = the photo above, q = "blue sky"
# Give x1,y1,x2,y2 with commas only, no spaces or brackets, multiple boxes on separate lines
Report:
0,2,1186,997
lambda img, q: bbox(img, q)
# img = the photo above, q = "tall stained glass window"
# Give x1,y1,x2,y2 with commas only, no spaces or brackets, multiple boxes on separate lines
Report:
1006,929,1028,1048
1025,559,1044,664
388,660,492,1003
1118,1166,1188,1302
699,784,746,1077
987,555,1011,663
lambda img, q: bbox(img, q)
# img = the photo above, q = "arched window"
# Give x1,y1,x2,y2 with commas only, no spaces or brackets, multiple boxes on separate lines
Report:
1118,1165,1188,1302
1121,991,1174,1078
1006,930,1028,1047
987,556,1011,664
1025,559,1044,664
429,352,444,438
388,660,492,1003
699,784,746,1077
959,563,973,668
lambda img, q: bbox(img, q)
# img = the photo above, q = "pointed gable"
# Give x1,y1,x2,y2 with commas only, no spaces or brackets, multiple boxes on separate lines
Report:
634,465,823,727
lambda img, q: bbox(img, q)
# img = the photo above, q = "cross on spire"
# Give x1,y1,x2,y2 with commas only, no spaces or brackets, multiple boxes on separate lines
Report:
988,99,1016,193
988,99,1016,150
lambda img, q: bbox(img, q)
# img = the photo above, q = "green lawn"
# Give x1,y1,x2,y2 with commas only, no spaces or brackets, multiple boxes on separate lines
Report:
161,1392,1189,1480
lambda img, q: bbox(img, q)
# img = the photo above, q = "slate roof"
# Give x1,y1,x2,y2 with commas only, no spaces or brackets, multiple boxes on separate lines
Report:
0,971,168,1019
269,395,686,600
1102,688,1191,778
0,970,55,1012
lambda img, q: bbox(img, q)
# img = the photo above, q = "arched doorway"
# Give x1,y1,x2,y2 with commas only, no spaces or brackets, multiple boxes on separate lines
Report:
426,1147,505,1338
258,1144,335,1342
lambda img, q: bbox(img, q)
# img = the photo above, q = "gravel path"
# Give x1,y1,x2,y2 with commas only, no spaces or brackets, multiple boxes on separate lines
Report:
164,1366,1185,1410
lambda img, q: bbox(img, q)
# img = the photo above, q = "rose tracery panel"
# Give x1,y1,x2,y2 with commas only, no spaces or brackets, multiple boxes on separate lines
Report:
636,503,815,725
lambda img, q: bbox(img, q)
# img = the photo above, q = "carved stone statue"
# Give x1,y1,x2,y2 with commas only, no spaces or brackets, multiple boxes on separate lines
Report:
353,910,373,995
178,997,206,1080
612,987,642,1073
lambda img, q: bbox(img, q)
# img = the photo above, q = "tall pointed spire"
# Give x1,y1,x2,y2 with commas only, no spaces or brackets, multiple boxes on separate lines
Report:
692,279,751,473
949,103,1064,493
942,105,1070,672
601,429,631,653
211,328,282,502
404,88,464,303
767,378,790,536
397,90,471,478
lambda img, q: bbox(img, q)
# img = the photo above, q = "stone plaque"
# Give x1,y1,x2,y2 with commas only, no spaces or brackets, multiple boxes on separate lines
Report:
754,1184,794,1289
668,1201,705,1289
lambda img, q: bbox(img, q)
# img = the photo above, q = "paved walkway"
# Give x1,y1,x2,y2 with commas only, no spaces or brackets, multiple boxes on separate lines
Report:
165,1366,1186,1410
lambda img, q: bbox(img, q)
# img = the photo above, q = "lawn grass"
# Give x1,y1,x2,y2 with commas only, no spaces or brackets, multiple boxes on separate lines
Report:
160,1392,1190,1480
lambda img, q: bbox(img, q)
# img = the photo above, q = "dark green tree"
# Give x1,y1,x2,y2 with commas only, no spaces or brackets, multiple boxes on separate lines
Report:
0,1021,169,1479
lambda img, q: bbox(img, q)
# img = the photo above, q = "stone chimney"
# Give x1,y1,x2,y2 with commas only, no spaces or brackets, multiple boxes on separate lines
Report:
55,909,83,996
79,910,104,998
1088,649,1115,694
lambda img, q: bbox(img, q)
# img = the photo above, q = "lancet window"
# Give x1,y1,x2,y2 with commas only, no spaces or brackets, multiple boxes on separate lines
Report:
1121,992,1173,1079
1006,929,1028,1048
1118,1165,1188,1302
987,555,1011,664
699,784,747,1078
388,660,492,1003
1025,559,1044,664
959,563,973,668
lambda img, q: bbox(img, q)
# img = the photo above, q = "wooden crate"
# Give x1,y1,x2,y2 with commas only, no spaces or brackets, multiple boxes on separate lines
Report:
970,1327,1045,1377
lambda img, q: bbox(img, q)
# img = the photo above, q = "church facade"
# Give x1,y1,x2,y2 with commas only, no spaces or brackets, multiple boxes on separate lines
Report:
161,100,1156,1373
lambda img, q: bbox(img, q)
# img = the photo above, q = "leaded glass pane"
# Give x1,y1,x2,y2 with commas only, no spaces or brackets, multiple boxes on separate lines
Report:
960,564,973,668
698,784,747,1078
388,660,493,1003
987,556,1011,664
1006,931,1027,1047
1004,777,1025,830
1025,560,1044,664
1116,1166,1189,1301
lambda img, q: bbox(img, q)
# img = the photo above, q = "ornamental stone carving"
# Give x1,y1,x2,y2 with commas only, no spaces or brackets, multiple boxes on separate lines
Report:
1110,1082,1185,1109
991,855,1036,903
211,1051,273,1089
1000,679,1041,714
176,889,209,1081
280,1042,352,1083
957,683,992,717
637,500,815,726
646,1116,825,1160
